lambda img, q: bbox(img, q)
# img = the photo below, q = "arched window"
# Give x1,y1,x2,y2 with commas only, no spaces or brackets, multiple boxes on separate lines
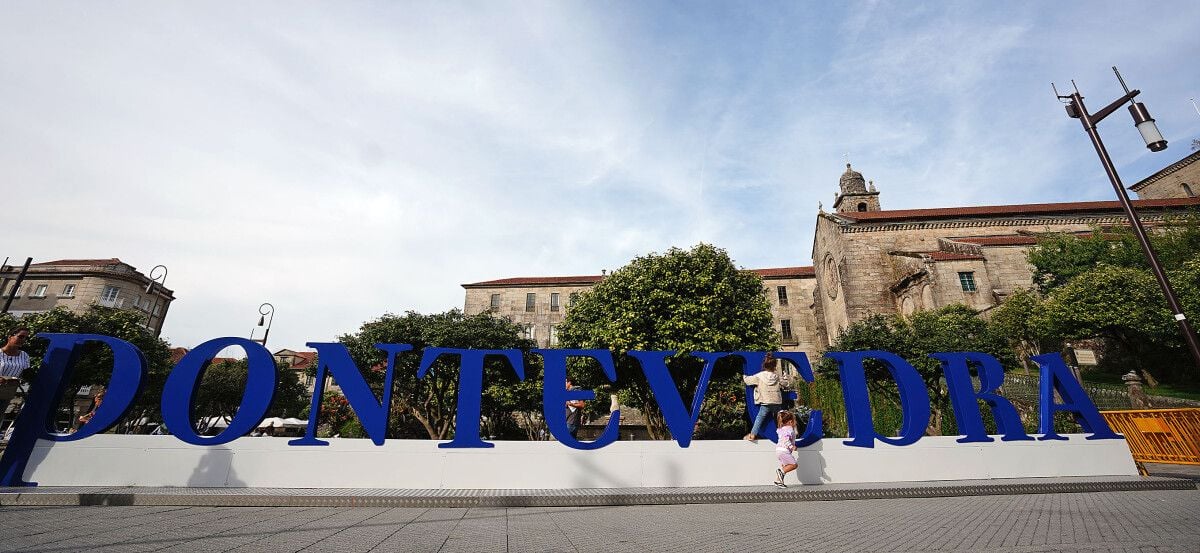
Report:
1183,183,1195,197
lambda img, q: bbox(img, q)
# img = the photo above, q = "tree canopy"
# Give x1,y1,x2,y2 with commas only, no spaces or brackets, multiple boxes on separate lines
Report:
0,306,174,427
816,304,1016,435
193,358,310,426
332,309,535,440
1018,212,1200,383
557,243,779,439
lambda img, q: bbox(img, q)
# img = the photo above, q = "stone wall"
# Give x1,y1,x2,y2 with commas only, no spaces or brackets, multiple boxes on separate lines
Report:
1131,150,1200,199
464,283,595,348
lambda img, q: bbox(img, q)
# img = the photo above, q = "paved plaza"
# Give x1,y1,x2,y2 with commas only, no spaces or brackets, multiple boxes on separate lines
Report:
0,488,1197,552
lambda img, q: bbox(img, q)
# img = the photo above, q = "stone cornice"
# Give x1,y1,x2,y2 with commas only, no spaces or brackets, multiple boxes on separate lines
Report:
839,213,1171,233
1129,150,1200,191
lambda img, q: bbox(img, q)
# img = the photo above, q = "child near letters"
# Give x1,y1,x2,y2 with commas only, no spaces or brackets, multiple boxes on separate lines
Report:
773,410,799,488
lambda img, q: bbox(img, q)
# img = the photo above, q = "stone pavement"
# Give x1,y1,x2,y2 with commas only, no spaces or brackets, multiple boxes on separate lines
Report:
0,488,1197,552
0,476,1192,508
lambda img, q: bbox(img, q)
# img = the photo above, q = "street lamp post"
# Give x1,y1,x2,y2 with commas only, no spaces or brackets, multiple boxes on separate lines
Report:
144,265,167,336
254,302,275,347
1056,67,1200,372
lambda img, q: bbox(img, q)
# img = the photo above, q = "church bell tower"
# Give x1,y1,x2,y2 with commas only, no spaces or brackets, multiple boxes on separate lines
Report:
833,163,882,214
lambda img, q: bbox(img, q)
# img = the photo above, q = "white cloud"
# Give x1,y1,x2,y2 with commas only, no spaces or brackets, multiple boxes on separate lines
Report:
4,2,1198,351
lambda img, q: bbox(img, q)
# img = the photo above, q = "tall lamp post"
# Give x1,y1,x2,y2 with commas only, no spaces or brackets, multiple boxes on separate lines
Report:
1056,67,1200,372
253,302,275,347
144,265,167,336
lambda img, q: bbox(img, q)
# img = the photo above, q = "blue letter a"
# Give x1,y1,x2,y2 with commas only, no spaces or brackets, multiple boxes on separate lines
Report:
1031,353,1119,441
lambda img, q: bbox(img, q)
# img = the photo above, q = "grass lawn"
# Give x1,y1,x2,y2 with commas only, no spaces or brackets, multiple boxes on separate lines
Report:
1081,370,1200,403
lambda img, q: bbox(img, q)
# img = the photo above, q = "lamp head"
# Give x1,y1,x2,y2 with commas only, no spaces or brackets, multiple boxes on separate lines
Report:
258,315,265,326
1129,102,1168,152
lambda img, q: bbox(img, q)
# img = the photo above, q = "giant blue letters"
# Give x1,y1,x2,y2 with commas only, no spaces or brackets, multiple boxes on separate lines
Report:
538,349,619,449
1032,353,1120,440
422,347,525,448
774,352,823,448
0,332,1127,484
932,352,1032,443
626,351,724,447
827,350,932,448
0,333,146,486
161,337,276,446
289,342,413,446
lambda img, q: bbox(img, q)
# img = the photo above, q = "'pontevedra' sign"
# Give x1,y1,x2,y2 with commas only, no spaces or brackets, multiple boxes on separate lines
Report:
0,334,1119,486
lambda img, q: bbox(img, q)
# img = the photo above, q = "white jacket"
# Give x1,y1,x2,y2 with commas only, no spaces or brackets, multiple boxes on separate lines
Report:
743,370,789,405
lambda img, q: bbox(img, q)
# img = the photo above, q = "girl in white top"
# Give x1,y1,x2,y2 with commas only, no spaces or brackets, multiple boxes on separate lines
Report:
773,410,798,488
0,327,30,378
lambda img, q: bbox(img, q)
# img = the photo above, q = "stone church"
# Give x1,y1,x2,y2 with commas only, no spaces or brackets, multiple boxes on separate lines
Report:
463,150,1200,354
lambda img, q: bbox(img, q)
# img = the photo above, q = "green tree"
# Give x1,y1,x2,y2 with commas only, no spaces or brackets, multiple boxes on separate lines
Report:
557,243,779,439
1029,212,1200,294
1025,213,1200,384
990,288,1053,373
333,309,534,440
192,358,310,427
1037,265,1179,383
0,306,173,429
816,305,1016,436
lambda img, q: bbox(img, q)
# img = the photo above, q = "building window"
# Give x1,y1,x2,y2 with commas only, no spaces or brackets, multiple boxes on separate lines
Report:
569,292,579,308
857,202,868,212
490,293,500,309
32,284,48,298
7,284,21,298
549,325,559,346
1183,183,1195,197
550,293,560,312
780,319,794,340
522,324,535,341
101,286,120,302
776,286,788,306
525,293,536,312
61,283,75,297
958,272,977,292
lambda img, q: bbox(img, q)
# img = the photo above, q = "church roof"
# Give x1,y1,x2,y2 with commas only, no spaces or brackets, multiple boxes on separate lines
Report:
463,266,815,287
463,275,604,287
834,196,1200,224
31,258,125,267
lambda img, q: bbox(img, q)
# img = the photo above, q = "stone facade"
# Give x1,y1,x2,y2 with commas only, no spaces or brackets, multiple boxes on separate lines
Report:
466,151,1200,354
1130,150,1200,199
1,258,175,335
462,269,821,353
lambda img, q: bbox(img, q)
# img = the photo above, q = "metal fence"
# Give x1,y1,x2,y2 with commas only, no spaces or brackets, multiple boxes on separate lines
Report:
1002,373,1200,411
1101,409,1200,467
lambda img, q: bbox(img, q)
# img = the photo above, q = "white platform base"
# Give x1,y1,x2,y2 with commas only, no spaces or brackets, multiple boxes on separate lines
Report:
22,435,1138,489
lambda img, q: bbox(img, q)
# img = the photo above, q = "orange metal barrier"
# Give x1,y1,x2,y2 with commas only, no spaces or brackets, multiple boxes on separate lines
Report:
1101,409,1200,472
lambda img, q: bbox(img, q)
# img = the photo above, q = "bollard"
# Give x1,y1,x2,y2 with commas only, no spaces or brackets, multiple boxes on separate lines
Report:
1122,370,1150,409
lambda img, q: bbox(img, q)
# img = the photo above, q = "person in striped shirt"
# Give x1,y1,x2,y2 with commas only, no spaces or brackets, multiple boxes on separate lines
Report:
0,327,31,429
0,327,30,378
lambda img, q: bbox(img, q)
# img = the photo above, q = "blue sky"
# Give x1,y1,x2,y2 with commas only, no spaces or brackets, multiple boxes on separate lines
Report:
4,1,1199,351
